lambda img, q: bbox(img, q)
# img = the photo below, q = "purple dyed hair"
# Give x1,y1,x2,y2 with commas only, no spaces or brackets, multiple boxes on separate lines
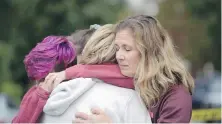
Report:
24,36,76,81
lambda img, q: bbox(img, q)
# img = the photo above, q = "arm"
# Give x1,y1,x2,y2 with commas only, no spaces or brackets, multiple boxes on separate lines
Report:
157,87,192,123
65,64,134,89
12,86,49,123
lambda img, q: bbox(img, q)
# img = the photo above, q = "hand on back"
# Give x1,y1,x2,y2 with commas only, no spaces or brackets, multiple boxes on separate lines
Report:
39,71,66,92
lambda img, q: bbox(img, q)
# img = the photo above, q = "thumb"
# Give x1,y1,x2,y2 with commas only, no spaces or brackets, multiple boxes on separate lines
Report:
91,107,104,115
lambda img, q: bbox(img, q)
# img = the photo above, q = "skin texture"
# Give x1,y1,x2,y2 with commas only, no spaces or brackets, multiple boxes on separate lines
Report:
114,28,141,78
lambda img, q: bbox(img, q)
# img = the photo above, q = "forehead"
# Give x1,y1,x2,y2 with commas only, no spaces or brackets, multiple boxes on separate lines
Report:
114,29,136,46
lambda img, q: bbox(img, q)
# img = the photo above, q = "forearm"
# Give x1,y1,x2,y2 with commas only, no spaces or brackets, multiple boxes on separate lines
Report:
65,64,134,89
12,86,49,123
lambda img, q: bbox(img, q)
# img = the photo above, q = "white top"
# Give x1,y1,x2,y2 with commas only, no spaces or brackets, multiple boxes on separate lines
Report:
40,78,151,123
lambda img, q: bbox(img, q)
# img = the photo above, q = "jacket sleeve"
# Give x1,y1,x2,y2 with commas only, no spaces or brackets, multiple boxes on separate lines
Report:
12,86,50,123
123,92,152,123
65,64,134,89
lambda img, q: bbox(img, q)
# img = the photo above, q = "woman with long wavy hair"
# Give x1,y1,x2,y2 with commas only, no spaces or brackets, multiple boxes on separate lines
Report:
70,15,195,123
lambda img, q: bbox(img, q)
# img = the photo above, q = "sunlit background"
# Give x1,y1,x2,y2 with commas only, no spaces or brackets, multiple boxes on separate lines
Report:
0,0,221,123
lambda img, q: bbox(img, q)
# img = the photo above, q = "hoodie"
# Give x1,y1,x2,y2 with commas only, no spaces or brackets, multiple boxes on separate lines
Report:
40,78,151,123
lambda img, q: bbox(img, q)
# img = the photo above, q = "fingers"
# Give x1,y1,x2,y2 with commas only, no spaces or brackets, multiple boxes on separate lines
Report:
75,112,89,120
39,73,57,92
53,77,63,89
73,118,87,123
91,107,104,115
45,71,66,90
45,74,56,84
45,73,54,83
73,110,110,124
45,75,57,89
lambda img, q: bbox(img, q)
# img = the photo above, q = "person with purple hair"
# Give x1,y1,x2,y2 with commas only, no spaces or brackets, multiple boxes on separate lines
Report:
12,27,97,123
12,26,134,123
24,36,75,83
12,35,76,123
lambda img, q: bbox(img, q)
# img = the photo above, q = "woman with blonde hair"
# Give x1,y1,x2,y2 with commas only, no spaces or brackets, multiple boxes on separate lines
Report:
67,15,194,123
114,15,194,123
13,23,140,123
40,24,151,123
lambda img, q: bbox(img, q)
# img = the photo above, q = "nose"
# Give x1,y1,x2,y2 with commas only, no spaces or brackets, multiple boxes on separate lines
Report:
116,50,125,60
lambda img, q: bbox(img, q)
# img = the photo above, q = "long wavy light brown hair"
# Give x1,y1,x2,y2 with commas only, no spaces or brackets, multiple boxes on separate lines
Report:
79,24,116,64
115,15,194,107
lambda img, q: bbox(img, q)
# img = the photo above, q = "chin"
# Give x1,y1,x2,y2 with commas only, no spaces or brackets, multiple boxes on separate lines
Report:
121,70,133,78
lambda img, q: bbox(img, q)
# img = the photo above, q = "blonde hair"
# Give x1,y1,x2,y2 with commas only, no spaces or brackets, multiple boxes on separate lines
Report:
116,15,194,107
79,24,116,64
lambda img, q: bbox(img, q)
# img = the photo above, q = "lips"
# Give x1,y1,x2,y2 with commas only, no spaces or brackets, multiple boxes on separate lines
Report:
119,65,128,68
121,65,127,66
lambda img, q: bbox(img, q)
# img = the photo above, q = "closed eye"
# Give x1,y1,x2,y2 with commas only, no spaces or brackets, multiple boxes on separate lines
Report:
125,48,131,51
124,46,131,51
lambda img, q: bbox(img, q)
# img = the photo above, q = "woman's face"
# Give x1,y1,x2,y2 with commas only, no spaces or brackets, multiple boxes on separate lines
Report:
114,28,141,77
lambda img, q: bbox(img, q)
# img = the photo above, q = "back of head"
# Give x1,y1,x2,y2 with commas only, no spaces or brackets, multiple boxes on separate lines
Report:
68,28,96,55
116,15,194,107
24,36,75,81
79,24,116,64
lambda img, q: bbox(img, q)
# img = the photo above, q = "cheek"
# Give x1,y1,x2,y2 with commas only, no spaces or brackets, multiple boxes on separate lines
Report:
128,52,141,69
133,55,141,69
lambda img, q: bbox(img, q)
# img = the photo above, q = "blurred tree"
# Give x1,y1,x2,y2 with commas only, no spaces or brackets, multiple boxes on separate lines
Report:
157,0,210,75
185,0,221,71
0,0,126,99
157,0,221,75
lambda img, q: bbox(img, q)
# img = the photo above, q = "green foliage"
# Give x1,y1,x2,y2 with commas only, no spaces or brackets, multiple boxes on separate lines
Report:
158,0,221,73
0,0,125,95
185,0,221,71
0,0,220,100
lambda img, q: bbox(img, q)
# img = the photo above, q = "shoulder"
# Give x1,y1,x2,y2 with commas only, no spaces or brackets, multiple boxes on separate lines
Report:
162,84,192,109
166,84,191,99
62,78,93,86
51,78,95,97
157,84,192,123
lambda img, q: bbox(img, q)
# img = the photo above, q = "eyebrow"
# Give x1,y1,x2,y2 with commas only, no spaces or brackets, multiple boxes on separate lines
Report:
115,44,132,49
123,44,132,48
